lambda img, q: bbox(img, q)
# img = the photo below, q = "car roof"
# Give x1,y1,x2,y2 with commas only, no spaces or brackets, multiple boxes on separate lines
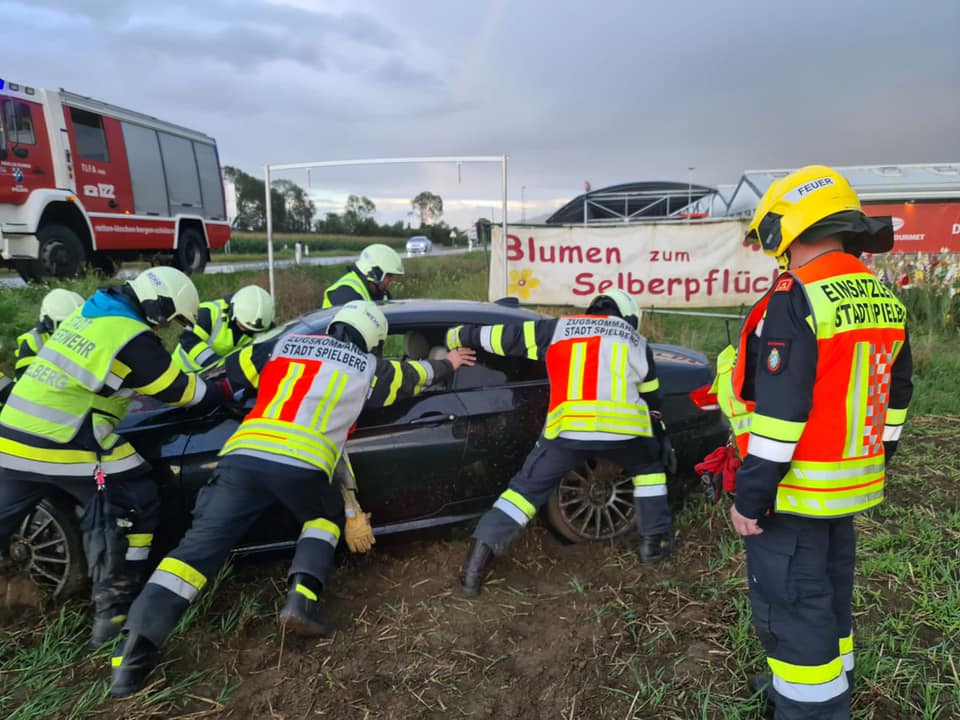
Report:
289,299,543,334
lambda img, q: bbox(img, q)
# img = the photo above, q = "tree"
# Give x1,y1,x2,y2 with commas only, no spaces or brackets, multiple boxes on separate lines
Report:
272,179,316,233
222,166,315,232
411,191,443,226
343,195,376,234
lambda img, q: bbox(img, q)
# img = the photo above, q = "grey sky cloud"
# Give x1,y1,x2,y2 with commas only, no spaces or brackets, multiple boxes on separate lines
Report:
5,0,959,225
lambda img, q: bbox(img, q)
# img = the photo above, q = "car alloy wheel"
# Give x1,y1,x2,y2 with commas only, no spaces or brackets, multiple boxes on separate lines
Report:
9,500,85,598
546,458,635,542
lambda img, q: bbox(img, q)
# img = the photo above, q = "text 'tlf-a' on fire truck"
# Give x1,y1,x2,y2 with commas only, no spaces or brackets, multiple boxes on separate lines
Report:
0,77,231,280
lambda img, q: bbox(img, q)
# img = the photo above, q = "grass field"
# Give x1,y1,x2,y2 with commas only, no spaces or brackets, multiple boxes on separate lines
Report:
0,253,958,719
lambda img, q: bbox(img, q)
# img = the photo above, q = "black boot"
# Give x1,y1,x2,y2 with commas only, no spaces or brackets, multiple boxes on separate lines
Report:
279,574,331,636
90,609,128,647
110,632,159,698
749,674,775,720
638,533,674,563
460,540,494,596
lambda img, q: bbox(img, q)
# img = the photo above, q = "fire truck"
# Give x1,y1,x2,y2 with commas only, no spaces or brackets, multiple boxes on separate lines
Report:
0,77,230,280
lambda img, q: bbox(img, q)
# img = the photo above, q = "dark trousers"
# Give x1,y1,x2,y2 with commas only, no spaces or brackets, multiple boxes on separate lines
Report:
745,514,856,720
473,435,670,555
0,466,159,614
125,459,344,648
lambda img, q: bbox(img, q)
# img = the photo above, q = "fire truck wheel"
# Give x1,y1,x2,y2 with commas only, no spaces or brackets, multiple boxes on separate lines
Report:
174,227,208,275
34,224,86,280
90,252,120,278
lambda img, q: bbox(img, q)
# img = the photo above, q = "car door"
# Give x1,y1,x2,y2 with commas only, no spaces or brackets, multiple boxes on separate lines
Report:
453,351,549,513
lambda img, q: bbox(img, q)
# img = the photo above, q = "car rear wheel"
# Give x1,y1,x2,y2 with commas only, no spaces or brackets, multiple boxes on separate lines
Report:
545,458,635,542
8,497,86,598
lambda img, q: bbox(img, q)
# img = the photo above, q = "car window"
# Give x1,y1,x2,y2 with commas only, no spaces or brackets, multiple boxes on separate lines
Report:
453,351,546,390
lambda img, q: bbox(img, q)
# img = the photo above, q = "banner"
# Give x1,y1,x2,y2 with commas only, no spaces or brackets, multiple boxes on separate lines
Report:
863,202,960,253
489,221,778,308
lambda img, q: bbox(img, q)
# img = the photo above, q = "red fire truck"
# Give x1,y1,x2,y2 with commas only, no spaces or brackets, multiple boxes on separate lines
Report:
0,77,230,280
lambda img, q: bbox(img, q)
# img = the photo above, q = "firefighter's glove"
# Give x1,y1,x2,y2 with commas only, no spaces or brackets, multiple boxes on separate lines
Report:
652,417,678,475
341,487,375,553
446,325,464,350
345,510,375,553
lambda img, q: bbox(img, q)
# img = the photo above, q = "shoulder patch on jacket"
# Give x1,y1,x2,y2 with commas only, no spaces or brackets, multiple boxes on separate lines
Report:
774,276,794,293
764,339,790,374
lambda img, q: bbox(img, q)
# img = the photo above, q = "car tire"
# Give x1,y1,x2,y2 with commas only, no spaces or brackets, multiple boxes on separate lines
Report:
9,496,87,598
15,224,86,282
545,457,636,543
174,227,208,275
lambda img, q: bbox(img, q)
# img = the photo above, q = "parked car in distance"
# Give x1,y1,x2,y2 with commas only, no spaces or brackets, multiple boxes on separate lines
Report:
9,299,728,597
406,235,432,255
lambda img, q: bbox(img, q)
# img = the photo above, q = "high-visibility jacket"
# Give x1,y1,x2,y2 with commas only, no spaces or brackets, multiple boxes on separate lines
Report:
221,333,450,475
0,290,214,478
322,268,373,309
730,253,909,518
14,327,50,379
174,297,252,372
449,314,661,443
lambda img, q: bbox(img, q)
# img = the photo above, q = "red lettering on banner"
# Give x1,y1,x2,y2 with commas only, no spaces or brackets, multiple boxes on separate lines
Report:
572,269,779,301
507,234,623,265
648,278,664,295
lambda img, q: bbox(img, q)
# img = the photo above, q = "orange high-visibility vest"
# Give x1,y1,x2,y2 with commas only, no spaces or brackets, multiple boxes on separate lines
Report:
725,253,907,518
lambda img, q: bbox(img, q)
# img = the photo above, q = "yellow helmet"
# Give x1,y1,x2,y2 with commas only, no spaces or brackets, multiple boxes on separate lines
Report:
39,289,85,331
230,285,274,333
746,165,893,259
128,266,200,327
587,288,642,329
356,244,404,286
327,300,388,353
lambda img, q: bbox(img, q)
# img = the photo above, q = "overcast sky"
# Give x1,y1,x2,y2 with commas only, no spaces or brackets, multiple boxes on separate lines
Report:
7,0,960,226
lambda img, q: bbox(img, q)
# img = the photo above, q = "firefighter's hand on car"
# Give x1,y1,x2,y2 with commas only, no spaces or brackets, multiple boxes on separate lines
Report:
344,509,376,553
446,347,477,370
730,504,763,536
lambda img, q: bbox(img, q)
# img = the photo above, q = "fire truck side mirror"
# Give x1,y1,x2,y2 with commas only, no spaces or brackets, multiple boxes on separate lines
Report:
12,147,28,159
0,148,6,161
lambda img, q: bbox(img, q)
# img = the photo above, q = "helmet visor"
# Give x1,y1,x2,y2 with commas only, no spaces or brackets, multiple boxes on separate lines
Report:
746,212,784,253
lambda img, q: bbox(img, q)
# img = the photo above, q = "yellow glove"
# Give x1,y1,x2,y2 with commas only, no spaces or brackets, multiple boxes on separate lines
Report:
344,509,375,553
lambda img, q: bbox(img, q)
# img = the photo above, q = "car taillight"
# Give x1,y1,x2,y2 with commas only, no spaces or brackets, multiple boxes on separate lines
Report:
689,384,719,411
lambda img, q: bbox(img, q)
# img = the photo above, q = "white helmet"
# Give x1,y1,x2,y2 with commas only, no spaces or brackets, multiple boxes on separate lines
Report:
327,300,388,353
128,266,200,327
230,285,274,333
588,289,641,329
40,289,85,331
356,243,404,286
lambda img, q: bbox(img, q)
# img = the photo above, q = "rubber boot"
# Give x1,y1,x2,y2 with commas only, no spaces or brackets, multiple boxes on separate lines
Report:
90,609,128,647
460,540,494,597
638,533,674,563
279,574,331,636
110,632,159,698
749,674,775,720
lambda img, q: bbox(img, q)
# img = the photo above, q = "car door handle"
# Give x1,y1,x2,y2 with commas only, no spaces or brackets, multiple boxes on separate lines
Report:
410,412,456,425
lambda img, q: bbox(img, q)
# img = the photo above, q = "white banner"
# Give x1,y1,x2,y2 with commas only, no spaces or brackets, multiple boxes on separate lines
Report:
489,221,779,308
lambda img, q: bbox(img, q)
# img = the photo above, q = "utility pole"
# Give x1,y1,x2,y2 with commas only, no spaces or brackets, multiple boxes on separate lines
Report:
687,166,695,221
521,185,526,223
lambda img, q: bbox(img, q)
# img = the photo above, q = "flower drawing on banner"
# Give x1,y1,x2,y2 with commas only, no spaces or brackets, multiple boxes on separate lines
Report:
508,268,541,300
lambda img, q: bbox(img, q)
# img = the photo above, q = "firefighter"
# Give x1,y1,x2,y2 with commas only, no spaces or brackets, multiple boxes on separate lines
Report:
109,301,476,697
0,371,11,405
449,289,676,596
173,285,275,372
0,267,230,646
322,243,404,549
728,166,913,719
321,243,404,307
14,288,86,378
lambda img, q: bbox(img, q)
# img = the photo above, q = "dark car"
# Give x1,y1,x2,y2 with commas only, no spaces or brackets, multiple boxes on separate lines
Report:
10,299,727,596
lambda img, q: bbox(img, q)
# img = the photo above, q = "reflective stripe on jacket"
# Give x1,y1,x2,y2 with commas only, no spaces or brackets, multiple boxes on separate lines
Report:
0,312,149,451
14,328,49,377
174,298,253,372
221,333,377,474
729,254,907,518
543,315,653,441
322,270,372,308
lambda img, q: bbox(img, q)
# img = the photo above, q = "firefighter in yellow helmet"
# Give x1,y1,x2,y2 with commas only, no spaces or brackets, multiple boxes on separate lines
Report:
727,166,912,719
0,268,232,647
448,289,676,596
321,243,404,308
173,285,275,372
109,301,475,697
13,288,85,378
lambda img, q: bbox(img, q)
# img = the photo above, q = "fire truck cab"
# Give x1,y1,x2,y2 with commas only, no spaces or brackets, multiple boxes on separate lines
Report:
0,77,230,280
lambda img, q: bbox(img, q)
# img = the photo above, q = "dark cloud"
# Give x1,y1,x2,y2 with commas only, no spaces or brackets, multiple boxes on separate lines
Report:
5,0,959,222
